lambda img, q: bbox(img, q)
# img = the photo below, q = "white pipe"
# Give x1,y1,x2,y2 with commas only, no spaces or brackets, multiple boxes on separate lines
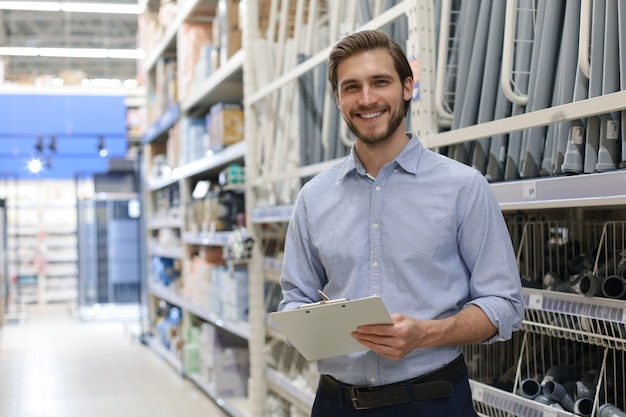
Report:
501,0,528,106
578,0,591,79
434,0,454,124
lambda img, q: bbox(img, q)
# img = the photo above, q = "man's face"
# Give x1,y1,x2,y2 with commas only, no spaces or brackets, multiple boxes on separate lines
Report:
334,49,412,145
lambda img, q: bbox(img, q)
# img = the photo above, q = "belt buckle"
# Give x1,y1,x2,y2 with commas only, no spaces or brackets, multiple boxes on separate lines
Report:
349,387,373,410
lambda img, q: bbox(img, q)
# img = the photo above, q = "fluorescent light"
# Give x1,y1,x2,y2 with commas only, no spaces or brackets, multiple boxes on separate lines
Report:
61,2,143,14
0,47,39,56
108,49,147,60
0,47,145,60
39,48,108,58
0,2,61,11
0,1,144,14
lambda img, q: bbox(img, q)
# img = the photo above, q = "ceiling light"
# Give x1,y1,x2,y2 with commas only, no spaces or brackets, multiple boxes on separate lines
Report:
0,47,146,60
28,158,43,173
0,2,60,11
123,79,138,89
0,2,145,14
97,136,108,158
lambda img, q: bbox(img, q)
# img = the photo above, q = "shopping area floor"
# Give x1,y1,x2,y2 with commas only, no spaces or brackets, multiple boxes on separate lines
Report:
0,303,230,417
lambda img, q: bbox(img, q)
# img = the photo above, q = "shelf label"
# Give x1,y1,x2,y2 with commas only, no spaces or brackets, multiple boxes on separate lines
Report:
522,181,537,201
528,293,543,310
543,406,558,417
471,384,484,402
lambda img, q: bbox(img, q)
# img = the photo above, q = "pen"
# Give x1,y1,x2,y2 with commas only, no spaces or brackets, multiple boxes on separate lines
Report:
317,289,332,301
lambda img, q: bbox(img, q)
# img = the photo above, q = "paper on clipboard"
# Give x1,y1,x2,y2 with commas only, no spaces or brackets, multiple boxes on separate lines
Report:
268,296,393,361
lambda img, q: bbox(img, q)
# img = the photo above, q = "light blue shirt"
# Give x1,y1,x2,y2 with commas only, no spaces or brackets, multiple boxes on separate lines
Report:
279,133,524,386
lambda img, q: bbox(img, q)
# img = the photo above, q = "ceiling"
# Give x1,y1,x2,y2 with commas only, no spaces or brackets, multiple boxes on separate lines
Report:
0,0,140,84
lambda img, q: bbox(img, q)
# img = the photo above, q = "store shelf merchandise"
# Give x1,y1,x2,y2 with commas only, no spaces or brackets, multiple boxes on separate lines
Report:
140,1,626,416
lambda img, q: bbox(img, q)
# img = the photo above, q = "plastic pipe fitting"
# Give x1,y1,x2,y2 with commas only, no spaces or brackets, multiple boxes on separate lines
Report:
574,398,594,417
542,381,575,412
601,275,626,299
597,403,626,417
541,365,578,384
579,272,605,297
520,378,542,399
576,380,596,400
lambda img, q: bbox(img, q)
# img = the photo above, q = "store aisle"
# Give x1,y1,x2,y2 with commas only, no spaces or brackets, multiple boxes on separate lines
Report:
0,303,230,417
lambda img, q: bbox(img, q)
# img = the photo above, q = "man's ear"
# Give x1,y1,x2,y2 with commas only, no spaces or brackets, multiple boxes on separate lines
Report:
403,77,413,101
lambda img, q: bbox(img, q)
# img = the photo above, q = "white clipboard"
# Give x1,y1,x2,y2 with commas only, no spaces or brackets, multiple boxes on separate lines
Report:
268,296,393,361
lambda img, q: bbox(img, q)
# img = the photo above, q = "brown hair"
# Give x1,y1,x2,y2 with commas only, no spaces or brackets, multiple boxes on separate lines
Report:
328,30,413,114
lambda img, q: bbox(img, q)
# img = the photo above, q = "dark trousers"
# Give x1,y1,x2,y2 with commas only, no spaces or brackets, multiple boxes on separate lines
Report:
310,371,479,417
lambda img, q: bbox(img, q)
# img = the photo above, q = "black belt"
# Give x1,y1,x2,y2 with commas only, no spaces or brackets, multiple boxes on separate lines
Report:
319,354,466,410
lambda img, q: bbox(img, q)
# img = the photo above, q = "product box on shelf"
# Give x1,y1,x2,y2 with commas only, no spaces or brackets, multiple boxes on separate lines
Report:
180,117,207,165
177,22,214,102
214,0,241,67
206,103,244,151
166,122,180,172
211,265,248,322
155,57,178,115
183,254,222,310
199,322,249,397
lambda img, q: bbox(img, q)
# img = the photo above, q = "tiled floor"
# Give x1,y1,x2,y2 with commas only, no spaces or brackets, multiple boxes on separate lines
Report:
0,303,230,417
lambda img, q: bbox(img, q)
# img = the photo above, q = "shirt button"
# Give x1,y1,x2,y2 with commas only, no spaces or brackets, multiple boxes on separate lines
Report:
372,223,379,229
372,261,378,267
393,169,398,173
369,377,376,383
375,186,381,191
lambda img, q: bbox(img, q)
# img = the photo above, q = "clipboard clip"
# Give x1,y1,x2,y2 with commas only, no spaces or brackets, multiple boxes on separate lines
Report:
299,289,348,308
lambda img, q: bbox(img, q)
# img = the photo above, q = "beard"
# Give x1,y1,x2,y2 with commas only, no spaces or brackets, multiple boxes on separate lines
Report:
343,103,405,146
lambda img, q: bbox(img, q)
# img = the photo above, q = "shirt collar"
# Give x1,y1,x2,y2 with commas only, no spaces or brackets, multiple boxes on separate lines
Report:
338,133,424,181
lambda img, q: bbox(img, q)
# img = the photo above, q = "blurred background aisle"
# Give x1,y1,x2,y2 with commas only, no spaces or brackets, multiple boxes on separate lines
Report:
0,304,229,417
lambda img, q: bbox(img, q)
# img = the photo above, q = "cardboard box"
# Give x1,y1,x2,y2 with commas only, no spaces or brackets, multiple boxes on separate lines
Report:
207,103,244,150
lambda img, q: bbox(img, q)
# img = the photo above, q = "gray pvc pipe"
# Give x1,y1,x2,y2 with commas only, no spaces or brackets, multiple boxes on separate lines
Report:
596,0,620,171
601,275,626,299
574,397,594,417
598,404,626,417
579,272,604,297
545,0,581,175
504,0,535,180
450,0,484,164
617,1,626,168
583,0,606,173
472,0,507,175
520,378,542,399
519,0,564,179
542,381,575,412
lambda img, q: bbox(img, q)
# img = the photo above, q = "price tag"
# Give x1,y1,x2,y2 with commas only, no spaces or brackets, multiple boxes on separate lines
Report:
543,406,558,417
522,181,537,201
607,120,619,140
570,126,584,144
528,293,543,310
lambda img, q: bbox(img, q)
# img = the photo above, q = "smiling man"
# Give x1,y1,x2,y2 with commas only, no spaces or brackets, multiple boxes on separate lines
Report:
278,30,524,417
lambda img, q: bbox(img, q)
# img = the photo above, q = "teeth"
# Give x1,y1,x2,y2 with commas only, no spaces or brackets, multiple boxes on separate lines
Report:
361,111,383,119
